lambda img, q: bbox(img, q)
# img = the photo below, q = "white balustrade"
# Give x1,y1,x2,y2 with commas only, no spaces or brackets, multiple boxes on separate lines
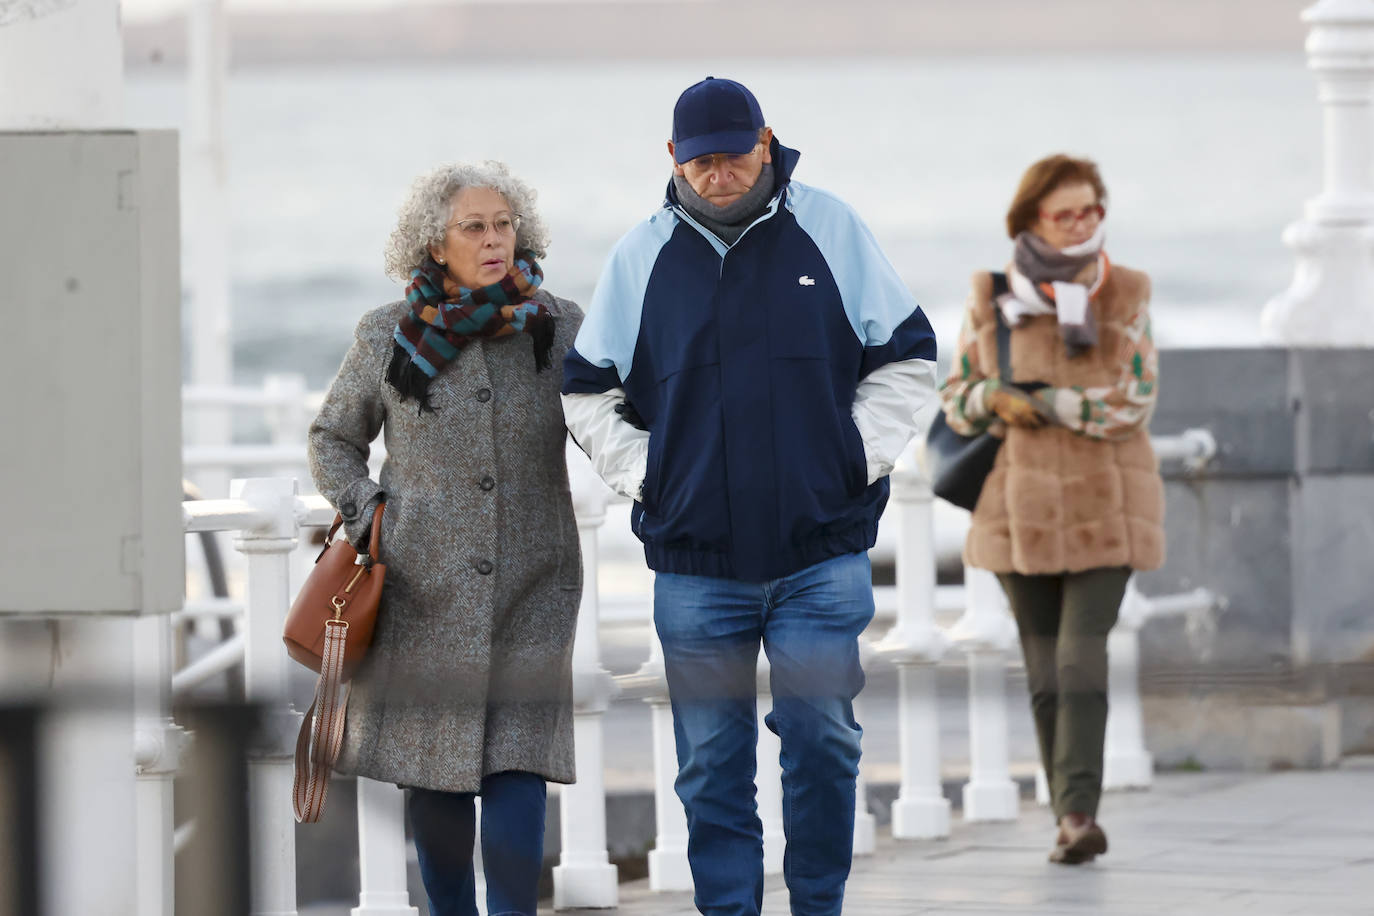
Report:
1151,428,1218,473
35,619,139,915
875,456,951,839
1105,582,1154,791
1104,582,1221,791
553,468,620,909
231,477,306,916
155,449,1218,906
950,566,1021,822
185,0,234,506
1034,768,1051,806
852,682,877,856
175,484,416,916
624,616,694,891
135,615,191,916
353,779,419,916
1263,0,1374,345
754,664,786,876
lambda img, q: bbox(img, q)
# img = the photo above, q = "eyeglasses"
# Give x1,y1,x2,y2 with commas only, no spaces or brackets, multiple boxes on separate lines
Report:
447,213,522,238
681,144,762,176
1040,204,1105,230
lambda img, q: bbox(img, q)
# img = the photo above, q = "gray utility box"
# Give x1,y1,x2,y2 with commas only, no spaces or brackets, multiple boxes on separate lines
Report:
0,130,183,615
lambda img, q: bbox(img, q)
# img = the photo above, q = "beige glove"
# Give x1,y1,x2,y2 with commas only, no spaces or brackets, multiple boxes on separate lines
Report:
987,387,1051,429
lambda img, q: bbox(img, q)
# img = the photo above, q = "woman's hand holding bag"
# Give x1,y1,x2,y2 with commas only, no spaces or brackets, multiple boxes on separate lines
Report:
282,502,386,823
925,272,1048,510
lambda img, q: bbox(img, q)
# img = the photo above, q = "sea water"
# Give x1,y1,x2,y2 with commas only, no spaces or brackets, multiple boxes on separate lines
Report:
125,53,1319,387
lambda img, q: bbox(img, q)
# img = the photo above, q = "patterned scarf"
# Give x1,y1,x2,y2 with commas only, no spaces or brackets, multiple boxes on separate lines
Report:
1004,224,1109,358
387,253,553,411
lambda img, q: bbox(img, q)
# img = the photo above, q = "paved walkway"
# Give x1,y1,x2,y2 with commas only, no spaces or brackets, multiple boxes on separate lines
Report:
302,762,1374,916
577,762,1374,916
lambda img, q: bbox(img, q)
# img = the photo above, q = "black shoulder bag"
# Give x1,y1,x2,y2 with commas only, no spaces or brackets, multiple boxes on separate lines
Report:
925,272,1041,511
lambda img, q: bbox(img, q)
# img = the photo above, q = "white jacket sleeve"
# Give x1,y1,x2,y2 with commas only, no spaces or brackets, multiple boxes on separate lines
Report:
852,357,938,485
562,389,650,501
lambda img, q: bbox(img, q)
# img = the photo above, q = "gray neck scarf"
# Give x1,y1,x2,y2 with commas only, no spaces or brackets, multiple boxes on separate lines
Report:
673,163,776,245
1010,227,1105,357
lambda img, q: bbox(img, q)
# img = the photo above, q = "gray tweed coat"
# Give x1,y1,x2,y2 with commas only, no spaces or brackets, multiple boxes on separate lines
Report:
307,290,584,793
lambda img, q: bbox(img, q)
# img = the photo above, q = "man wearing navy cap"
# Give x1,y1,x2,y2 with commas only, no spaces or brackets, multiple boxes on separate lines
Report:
563,77,937,915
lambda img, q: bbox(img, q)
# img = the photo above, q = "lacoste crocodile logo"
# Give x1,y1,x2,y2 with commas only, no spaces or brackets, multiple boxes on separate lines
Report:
798,276,816,286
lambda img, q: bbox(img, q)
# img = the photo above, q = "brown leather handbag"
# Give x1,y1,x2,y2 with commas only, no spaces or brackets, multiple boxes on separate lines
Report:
282,504,386,822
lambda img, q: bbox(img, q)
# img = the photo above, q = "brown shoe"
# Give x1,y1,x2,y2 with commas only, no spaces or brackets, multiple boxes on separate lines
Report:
1049,814,1107,865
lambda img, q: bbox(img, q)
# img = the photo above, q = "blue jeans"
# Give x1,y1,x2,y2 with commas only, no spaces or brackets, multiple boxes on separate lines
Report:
654,552,875,916
407,771,547,916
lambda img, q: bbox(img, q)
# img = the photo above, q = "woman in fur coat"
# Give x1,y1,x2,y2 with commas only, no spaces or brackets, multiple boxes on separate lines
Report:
937,154,1164,865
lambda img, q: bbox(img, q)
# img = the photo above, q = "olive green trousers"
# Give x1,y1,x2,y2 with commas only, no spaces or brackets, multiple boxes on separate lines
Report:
996,566,1132,820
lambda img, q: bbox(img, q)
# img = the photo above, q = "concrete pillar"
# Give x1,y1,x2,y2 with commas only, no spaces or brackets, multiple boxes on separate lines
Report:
1263,0,1374,345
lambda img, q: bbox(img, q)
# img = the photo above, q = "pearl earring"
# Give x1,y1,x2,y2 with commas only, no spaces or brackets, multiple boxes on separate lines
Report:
437,258,446,265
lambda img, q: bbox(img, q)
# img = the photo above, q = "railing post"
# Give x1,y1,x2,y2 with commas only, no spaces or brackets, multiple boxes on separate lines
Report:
633,620,693,891
185,0,234,502
352,778,419,916
951,566,1020,822
1034,767,1052,806
264,373,310,478
1105,579,1155,790
875,456,951,839
1263,0,1374,344
135,615,192,916
851,642,876,857
754,659,786,876
37,619,140,914
231,477,304,916
553,469,619,909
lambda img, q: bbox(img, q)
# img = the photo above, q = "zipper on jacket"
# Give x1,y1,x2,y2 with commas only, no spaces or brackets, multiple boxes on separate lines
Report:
670,192,784,277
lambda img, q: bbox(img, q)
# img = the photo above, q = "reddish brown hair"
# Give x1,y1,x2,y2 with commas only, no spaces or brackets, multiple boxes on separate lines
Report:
1005,154,1107,239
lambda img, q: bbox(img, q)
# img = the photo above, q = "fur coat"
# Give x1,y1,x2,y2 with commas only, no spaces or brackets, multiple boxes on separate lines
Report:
943,265,1165,575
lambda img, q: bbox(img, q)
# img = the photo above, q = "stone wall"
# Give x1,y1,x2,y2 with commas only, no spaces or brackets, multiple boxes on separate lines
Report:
1137,347,1374,763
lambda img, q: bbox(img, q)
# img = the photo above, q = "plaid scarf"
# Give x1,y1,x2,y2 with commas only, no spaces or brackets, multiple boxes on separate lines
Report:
386,253,553,411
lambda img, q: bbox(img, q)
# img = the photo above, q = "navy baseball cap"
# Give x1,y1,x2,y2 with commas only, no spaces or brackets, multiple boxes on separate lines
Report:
671,77,765,164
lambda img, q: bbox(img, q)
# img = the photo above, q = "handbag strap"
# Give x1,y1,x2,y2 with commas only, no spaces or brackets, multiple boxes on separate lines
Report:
292,618,350,823
365,502,385,562
990,271,1014,383
989,271,1047,393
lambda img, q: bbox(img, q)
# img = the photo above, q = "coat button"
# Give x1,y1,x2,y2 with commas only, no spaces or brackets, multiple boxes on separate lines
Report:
479,476,495,491
340,500,358,519
477,560,494,575
476,388,492,402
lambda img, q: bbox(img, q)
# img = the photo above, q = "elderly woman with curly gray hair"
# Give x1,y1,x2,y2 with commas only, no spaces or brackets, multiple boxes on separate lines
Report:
308,160,583,916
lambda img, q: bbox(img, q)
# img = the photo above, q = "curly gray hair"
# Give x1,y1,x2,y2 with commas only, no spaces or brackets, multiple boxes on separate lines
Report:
383,160,551,282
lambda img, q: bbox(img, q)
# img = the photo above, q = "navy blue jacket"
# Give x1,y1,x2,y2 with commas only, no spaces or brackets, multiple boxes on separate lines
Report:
563,142,936,582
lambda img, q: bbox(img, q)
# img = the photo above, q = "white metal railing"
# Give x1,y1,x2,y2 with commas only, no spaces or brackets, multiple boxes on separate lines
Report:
181,374,1217,615
168,378,1225,910
156,449,1221,913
